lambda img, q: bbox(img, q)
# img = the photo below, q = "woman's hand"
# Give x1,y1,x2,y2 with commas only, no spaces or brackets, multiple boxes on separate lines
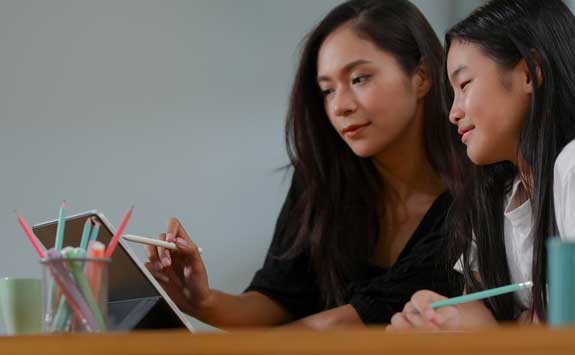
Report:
144,218,213,316
387,290,497,331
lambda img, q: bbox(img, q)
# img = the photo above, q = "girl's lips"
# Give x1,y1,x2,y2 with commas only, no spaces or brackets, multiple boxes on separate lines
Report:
458,125,475,136
462,128,474,144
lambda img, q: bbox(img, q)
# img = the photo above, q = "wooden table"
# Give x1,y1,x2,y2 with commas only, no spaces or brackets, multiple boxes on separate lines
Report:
0,326,574,354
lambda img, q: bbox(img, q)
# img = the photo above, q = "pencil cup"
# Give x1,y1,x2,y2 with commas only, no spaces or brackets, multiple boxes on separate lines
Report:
547,239,575,327
41,256,110,333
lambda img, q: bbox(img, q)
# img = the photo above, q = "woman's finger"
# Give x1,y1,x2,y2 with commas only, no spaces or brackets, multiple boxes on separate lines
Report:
175,237,205,282
156,233,172,267
145,262,170,283
145,236,161,262
167,217,192,241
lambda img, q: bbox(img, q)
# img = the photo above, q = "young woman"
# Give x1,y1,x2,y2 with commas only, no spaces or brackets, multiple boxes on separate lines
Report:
146,0,460,329
389,0,575,330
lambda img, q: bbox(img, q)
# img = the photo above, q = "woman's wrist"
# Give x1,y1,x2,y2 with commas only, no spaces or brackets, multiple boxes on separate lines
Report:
188,289,218,320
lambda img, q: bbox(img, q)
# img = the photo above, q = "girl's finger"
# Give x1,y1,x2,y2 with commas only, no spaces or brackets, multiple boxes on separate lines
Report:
404,311,439,331
389,312,414,331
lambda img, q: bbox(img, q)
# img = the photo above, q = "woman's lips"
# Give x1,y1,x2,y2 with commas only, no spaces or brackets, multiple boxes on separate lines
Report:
342,123,370,138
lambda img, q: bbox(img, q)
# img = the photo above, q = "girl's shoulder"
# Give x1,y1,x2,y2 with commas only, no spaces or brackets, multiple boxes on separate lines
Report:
553,139,575,239
554,139,575,182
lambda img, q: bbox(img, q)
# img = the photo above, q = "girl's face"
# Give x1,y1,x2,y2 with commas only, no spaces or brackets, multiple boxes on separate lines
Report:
447,40,533,165
317,23,430,158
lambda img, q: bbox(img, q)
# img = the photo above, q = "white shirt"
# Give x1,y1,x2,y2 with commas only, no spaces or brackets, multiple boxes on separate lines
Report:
455,139,575,308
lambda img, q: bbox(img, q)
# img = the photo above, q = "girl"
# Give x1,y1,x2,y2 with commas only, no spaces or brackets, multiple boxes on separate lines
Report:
389,0,575,330
146,0,460,329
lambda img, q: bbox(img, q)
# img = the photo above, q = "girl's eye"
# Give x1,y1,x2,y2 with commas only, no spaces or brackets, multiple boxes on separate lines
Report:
351,74,371,85
460,80,471,91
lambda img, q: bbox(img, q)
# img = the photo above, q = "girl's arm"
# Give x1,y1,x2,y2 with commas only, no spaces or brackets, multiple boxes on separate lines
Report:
388,275,498,331
407,289,497,329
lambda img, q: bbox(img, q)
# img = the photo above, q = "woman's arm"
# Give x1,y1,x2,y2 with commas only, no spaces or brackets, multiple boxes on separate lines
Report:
282,304,364,329
146,219,294,328
191,290,294,327
148,176,311,328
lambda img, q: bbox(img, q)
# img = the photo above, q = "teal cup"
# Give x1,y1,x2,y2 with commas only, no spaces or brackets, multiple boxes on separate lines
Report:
547,239,575,327
0,277,43,335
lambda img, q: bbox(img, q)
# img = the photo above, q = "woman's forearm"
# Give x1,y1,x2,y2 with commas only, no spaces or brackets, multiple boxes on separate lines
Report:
282,304,365,330
189,290,294,328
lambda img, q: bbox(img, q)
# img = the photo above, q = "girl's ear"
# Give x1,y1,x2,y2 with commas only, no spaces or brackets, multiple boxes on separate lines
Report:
413,58,432,99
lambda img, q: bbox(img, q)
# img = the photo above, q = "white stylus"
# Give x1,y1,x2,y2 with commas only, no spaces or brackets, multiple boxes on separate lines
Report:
122,234,203,254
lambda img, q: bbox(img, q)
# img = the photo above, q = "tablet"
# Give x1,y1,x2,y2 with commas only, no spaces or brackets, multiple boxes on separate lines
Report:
33,210,195,332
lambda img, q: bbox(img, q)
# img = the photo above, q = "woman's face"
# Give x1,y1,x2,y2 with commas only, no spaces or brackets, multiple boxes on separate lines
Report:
317,23,429,158
447,39,532,165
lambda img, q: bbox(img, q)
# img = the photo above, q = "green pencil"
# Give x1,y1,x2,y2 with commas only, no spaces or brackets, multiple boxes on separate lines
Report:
430,281,533,309
54,201,67,250
79,219,92,251
67,248,107,332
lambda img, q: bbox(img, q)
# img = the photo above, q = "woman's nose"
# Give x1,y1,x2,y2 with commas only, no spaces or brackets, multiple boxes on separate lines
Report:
333,88,358,117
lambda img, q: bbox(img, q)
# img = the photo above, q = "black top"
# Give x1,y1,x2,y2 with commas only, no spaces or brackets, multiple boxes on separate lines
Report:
246,176,461,324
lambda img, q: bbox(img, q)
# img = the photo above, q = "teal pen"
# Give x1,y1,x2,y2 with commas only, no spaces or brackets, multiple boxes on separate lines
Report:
430,281,533,309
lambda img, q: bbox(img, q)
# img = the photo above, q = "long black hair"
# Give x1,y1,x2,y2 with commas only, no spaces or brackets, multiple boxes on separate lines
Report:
444,0,575,321
283,0,454,308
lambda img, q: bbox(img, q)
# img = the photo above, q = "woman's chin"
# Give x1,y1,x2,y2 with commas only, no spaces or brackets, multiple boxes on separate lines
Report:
349,145,378,158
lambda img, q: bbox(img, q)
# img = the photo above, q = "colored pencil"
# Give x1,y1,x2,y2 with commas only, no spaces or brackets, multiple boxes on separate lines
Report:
105,206,134,258
15,211,46,258
54,201,68,250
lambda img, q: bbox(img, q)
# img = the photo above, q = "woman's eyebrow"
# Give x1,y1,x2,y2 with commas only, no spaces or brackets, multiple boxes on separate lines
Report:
317,59,372,83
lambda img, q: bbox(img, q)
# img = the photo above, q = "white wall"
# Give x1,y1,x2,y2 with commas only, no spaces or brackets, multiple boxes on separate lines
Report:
0,0,477,332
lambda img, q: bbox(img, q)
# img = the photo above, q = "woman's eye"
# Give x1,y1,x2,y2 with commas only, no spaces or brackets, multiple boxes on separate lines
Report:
460,80,471,91
351,74,371,85
321,88,334,97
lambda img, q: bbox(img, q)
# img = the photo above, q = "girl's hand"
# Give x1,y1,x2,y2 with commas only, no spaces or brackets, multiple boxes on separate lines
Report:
144,218,213,315
388,290,497,331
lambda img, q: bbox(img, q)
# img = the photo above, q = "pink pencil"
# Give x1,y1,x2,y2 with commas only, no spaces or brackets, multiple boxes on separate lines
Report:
105,206,134,258
16,211,46,259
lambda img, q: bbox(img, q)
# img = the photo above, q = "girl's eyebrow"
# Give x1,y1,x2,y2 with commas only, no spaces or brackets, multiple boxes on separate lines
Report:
317,59,372,83
449,65,468,84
